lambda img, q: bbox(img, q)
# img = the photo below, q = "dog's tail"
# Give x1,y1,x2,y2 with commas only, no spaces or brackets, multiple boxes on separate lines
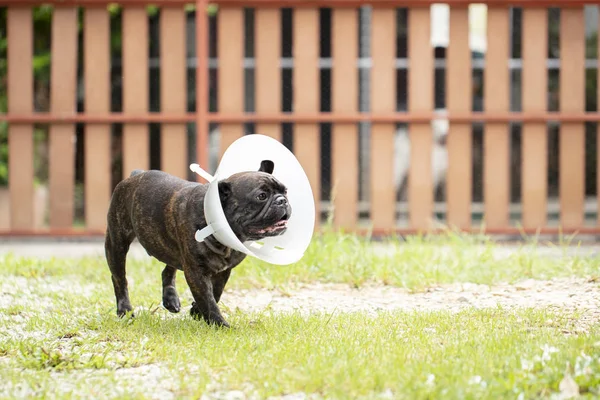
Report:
129,169,145,178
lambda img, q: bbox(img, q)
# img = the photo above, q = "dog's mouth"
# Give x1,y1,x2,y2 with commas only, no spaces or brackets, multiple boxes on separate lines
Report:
252,213,290,236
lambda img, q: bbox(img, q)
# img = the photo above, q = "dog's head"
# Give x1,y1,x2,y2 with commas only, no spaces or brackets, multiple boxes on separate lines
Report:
218,160,292,241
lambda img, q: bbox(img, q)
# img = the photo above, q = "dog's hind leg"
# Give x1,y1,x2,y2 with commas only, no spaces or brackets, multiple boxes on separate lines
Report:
105,231,134,317
162,265,181,313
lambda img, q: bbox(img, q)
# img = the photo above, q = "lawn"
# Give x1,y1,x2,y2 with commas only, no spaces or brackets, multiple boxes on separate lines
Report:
1,232,599,399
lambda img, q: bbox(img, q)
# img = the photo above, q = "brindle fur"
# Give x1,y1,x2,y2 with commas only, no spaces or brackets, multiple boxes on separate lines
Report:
105,161,290,327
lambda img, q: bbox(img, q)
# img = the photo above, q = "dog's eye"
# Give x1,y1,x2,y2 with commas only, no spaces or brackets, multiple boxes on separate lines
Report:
257,193,268,201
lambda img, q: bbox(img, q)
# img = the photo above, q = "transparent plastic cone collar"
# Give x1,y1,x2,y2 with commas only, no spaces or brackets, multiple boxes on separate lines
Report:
189,134,315,266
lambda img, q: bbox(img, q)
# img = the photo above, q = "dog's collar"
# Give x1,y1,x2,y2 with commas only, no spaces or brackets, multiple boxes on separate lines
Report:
195,223,235,257
202,234,231,257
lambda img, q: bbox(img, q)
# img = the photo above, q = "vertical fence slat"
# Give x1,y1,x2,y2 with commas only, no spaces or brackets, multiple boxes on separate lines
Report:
218,8,244,157
522,8,547,228
49,8,78,228
559,8,585,228
484,7,510,229
255,8,281,141
370,8,395,231
84,8,111,231
122,7,149,178
408,7,434,231
446,6,472,229
293,8,320,226
332,8,358,228
195,0,210,172
7,7,34,230
160,7,187,179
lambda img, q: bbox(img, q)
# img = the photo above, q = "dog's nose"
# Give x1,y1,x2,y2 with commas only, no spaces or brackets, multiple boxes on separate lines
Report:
274,195,287,206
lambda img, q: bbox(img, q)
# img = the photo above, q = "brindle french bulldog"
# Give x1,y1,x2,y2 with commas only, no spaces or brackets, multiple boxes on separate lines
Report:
104,160,291,327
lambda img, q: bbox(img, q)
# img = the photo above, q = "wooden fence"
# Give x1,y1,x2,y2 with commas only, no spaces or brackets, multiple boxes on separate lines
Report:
0,0,599,237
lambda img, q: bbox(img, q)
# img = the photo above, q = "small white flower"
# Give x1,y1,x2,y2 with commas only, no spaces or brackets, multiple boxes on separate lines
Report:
541,344,559,363
139,336,149,347
521,358,533,371
467,375,488,388
574,352,594,377
425,374,435,386
468,376,482,385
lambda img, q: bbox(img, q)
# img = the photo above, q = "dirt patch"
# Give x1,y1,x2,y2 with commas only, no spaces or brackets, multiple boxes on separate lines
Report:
222,277,600,329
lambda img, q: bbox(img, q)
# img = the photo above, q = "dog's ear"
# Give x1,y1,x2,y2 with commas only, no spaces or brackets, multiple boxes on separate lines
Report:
218,181,232,201
258,160,274,175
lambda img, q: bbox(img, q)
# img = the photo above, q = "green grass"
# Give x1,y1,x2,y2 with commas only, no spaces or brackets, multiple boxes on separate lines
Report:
0,232,599,399
237,231,600,290
1,231,598,291
1,308,599,399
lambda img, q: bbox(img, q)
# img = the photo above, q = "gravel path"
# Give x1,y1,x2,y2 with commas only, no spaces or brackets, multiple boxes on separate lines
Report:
222,278,600,331
225,278,600,314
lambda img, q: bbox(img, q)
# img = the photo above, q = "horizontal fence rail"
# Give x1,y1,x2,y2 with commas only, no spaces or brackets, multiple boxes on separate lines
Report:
0,0,599,238
0,0,597,7
2,113,600,124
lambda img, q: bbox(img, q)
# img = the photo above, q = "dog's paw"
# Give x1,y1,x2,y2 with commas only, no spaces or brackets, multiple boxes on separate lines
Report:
189,303,202,320
116,302,134,318
162,288,181,313
189,303,230,328
215,320,231,329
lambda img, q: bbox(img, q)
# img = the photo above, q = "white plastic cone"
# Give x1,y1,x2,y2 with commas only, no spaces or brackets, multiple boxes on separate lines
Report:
190,134,315,265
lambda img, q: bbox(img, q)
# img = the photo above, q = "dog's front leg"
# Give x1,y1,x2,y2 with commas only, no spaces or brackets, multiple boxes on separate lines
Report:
184,266,229,327
212,269,232,304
